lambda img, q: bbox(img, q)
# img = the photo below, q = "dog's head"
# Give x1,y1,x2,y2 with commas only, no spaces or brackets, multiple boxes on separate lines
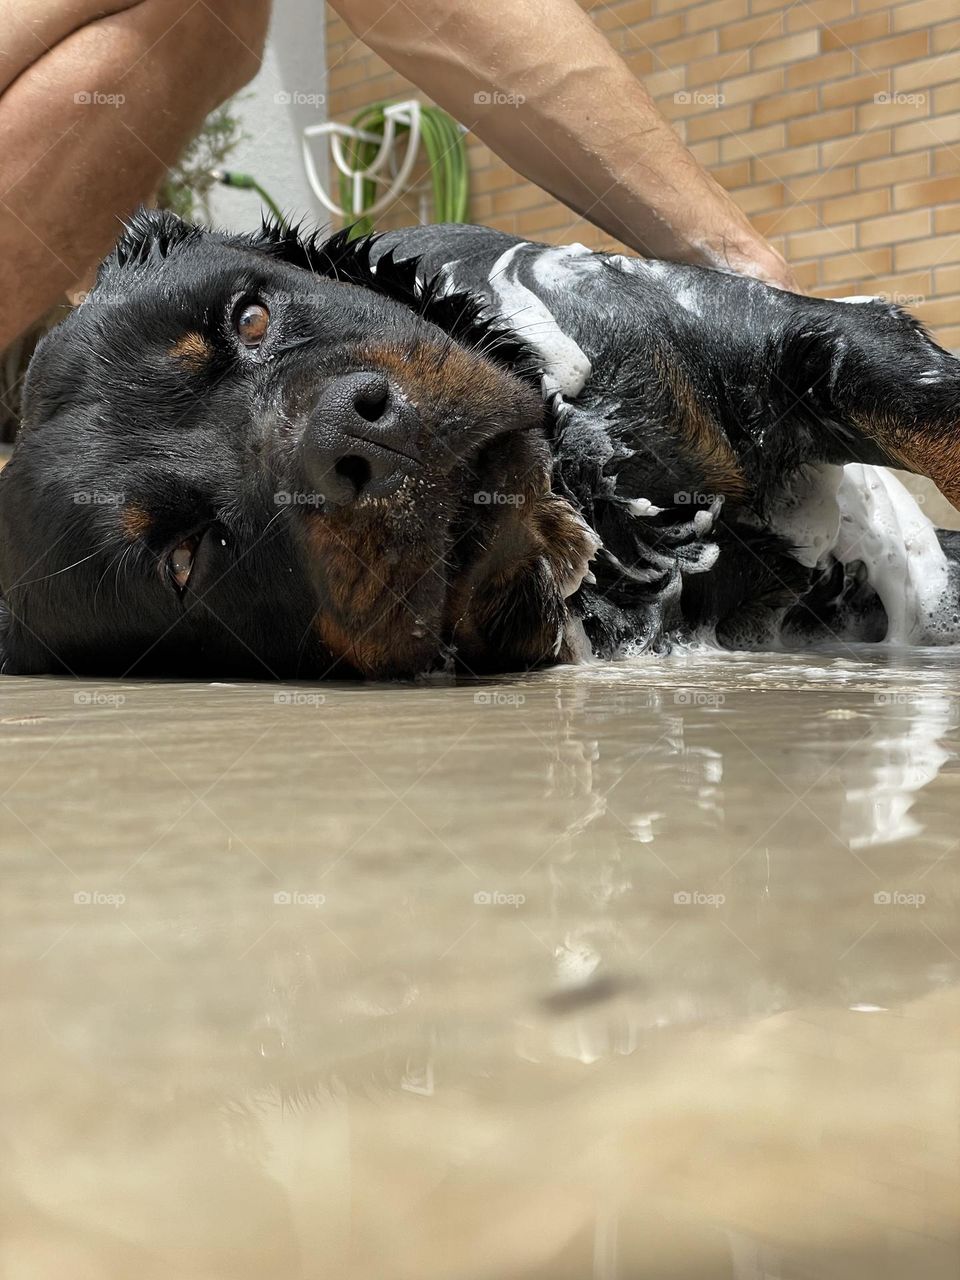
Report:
0,210,597,679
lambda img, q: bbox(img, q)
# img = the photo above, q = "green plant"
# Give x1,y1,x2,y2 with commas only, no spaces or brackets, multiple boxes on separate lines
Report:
158,100,247,223
338,101,469,237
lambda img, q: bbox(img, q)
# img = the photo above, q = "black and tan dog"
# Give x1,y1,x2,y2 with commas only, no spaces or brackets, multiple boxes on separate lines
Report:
2,208,960,680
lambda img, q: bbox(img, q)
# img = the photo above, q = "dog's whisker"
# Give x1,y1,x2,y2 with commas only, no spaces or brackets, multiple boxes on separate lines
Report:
12,546,107,592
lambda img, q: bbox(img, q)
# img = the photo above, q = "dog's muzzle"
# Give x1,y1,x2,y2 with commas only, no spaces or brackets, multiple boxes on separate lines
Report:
302,371,422,509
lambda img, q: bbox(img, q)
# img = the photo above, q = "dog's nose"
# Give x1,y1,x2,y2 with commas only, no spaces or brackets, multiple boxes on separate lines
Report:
303,371,420,509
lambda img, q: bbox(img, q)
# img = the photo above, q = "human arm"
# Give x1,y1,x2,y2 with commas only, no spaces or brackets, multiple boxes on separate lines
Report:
326,0,799,290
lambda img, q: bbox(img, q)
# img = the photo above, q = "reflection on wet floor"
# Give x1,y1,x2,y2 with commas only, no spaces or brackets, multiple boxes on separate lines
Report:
1,648,959,1278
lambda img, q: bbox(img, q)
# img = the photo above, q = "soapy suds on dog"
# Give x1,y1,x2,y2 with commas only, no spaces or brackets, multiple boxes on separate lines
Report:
483,243,960,651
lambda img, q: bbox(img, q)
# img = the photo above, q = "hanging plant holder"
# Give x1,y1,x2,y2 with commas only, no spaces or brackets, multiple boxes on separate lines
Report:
301,99,469,236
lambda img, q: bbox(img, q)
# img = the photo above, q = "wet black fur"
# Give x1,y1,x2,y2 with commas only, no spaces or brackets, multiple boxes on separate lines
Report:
2,210,960,678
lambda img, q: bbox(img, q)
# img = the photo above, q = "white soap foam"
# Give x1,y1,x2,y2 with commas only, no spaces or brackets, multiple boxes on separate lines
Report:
767,464,844,569
487,243,593,399
769,463,960,645
672,282,703,318
526,243,593,290
695,542,721,572
434,259,462,298
835,464,957,644
606,253,668,277
624,497,664,517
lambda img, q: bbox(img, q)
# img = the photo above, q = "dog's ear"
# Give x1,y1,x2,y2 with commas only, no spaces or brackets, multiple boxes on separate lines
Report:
96,206,196,287
115,206,195,264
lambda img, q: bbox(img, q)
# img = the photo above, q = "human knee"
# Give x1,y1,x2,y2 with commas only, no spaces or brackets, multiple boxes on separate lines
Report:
197,0,271,94
137,0,271,100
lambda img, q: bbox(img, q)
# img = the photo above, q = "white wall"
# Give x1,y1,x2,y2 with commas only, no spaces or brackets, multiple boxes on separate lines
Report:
207,0,329,234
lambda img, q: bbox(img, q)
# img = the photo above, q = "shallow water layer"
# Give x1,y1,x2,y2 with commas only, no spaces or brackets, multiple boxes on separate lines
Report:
2,648,960,1279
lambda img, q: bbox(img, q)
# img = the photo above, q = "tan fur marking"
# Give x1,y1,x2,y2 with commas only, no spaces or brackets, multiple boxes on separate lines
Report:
120,503,152,540
303,509,445,676
355,340,517,413
168,332,212,366
652,348,747,499
854,413,960,510
296,337,546,675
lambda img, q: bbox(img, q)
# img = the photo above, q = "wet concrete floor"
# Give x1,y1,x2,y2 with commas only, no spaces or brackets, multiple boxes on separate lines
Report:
2,647,959,1278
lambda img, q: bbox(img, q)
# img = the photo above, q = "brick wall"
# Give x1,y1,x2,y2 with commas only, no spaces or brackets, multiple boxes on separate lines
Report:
325,0,960,346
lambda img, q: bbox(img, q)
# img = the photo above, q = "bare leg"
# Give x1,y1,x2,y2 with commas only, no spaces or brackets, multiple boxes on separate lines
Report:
0,0,270,350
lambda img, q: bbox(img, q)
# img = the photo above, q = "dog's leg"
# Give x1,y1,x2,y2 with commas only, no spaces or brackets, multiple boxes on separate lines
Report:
742,296,960,510
822,301,960,509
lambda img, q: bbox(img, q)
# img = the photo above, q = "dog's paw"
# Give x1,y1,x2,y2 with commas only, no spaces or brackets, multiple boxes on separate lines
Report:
449,490,600,670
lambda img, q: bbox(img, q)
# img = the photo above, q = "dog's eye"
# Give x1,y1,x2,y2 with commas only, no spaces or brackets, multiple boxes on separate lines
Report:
168,535,198,592
234,301,270,348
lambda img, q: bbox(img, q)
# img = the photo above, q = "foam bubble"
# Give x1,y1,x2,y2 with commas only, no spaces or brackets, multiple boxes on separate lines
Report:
769,463,960,645
487,243,592,399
